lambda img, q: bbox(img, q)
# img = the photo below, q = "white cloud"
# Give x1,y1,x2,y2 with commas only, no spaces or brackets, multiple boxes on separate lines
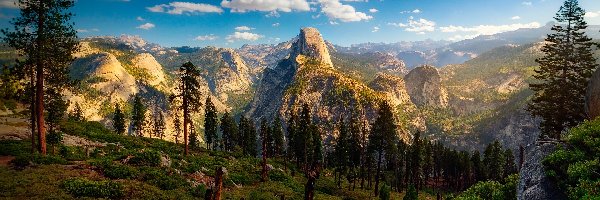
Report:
194,34,218,41
235,26,253,31
221,0,310,13
318,0,373,22
137,23,155,30
148,2,223,15
439,22,541,36
522,1,532,6
585,11,600,18
0,0,17,9
372,26,380,32
329,21,339,25
225,32,263,42
77,28,100,33
272,23,280,27
136,16,145,21
389,17,435,33
447,34,480,41
265,11,280,17
511,16,521,20
401,9,421,14
341,0,368,2
369,8,378,13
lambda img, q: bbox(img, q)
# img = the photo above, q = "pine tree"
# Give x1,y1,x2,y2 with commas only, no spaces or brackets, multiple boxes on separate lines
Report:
220,112,238,151
287,111,299,166
471,150,484,183
131,95,146,137
245,119,257,156
409,131,422,191
153,112,166,139
503,149,517,178
348,115,362,189
113,103,126,135
204,96,218,150
173,113,181,144
70,102,84,122
260,118,269,182
334,118,350,187
271,116,284,157
368,101,398,196
46,89,68,133
2,0,79,155
189,123,198,150
403,184,418,200
298,103,312,169
170,62,203,155
528,0,598,139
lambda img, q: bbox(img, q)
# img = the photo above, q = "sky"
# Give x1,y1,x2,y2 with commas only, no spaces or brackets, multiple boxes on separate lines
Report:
0,0,599,48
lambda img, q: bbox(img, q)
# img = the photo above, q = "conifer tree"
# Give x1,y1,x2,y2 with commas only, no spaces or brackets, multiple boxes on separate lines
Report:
503,149,517,178
528,0,598,138
368,101,398,196
173,113,181,144
46,89,67,133
70,102,85,122
298,103,312,169
220,112,238,151
204,96,218,150
334,118,350,187
260,118,269,182
170,62,203,155
2,0,79,155
189,123,198,150
153,112,166,139
271,116,285,157
131,95,146,137
112,103,126,135
287,111,299,165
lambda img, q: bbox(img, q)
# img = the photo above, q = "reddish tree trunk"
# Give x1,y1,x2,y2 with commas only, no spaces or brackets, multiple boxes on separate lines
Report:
213,167,224,200
36,1,46,155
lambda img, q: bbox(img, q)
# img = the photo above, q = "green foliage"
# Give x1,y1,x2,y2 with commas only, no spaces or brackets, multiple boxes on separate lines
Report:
140,167,187,190
403,185,418,200
204,96,218,150
11,153,67,168
453,174,518,200
379,183,391,200
528,0,598,138
103,163,139,179
59,146,87,161
128,150,162,167
131,95,147,136
61,178,123,198
544,119,600,199
113,103,126,135
190,184,207,198
46,131,63,146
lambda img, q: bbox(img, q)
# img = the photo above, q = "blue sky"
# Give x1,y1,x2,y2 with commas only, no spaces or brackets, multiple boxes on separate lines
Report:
1,0,599,48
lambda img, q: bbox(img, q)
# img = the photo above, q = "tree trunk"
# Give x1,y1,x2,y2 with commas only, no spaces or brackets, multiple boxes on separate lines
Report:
30,69,36,156
36,1,46,156
213,167,224,200
374,151,382,196
261,133,268,182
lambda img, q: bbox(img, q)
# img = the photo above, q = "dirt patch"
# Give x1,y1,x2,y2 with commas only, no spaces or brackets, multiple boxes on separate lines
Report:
0,156,15,166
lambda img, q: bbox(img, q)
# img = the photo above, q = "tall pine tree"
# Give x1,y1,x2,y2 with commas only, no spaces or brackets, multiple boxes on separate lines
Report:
528,0,598,139
204,96,218,150
220,112,238,151
368,101,398,196
2,0,79,155
170,62,203,155
113,103,126,135
131,95,146,137
271,116,284,157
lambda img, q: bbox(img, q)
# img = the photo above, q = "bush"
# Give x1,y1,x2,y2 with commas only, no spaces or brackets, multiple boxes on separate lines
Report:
379,183,391,200
403,184,418,200
59,146,87,161
128,150,161,167
544,119,600,199
11,153,67,168
140,167,187,190
190,184,207,198
104,163,139,179
248,190,278,200
61,178,123,198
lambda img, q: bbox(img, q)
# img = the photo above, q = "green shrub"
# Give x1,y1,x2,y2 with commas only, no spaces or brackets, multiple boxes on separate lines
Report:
190,184,207,198
59,146,87,161
11,153,67,168
140,167,187,190
104,163,139,179
61,178,123,198
128,150,162,167
249,190,278,200
0,140,30,156
544,119,600,199
379,183,391,200
403,184,418,200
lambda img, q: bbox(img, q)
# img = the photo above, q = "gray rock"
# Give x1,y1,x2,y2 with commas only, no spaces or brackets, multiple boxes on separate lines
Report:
517,142,567,200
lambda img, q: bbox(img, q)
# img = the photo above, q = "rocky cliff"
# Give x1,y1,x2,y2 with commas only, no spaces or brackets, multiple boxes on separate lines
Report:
404,65,448,108
517,142,566,200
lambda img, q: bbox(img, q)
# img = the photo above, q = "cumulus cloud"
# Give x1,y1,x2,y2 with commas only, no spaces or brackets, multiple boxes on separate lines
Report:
372,26,380,32
136,16,145,21
225,32,263,42
522,1,532,6
235,26,253,31
221,0,310,13
272,23,280,27
318,0,372,22
194,34,218,41
389,16,435,33
511,16,521,20
439,22,541,35
401,9,421,14
369,8,378,13
0,0,17,9
148,2,223,15
447,34,480,41
137,23,155,30
586,11,600,18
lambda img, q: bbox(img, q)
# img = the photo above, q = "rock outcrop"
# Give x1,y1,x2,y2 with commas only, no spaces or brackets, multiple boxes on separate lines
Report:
586,68,600,119
290,27,333,69
404,65,448,107
131,53,168,90
517,142,567,200
369,73,412,107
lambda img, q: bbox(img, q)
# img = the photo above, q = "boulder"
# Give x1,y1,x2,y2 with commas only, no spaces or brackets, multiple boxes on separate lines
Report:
517,142,567,200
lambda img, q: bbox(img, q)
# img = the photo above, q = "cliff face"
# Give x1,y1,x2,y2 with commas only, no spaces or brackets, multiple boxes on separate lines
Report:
404,65,448,108
249,27,418,140
586,68,600,119
517,143,566,200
